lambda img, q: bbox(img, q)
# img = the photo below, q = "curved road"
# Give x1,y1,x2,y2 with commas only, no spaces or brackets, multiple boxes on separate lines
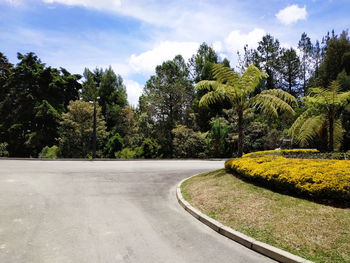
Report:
0,160,274,263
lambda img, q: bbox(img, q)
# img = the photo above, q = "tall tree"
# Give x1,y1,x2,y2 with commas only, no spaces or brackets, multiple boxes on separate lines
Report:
82,67,128,133
189,43,230,131
313,40,322,79
280,48,301,96
0,52,80,156
59,100,107,158
196,63,296,157
188,42,218,82
298,32,313,94
237,45,258,73
289,81,350,151
318,31,350,87
0,52,13,102
255,34,281,90
141,55,194,157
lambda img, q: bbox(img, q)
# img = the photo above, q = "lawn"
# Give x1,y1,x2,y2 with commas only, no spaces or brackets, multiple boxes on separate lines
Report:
181,169,350,263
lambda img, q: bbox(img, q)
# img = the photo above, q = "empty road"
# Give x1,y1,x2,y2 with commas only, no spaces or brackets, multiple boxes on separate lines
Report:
0,160,274,263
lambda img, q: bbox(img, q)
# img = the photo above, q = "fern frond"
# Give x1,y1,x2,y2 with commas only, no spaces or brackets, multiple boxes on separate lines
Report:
288,108,313,139
199,90,226,107
238,65,267,95
211,63,240,86
337,90,350,105
252,93,295,117
297,114,326,146
261,89,297,106
195,80,219,91
334,119,344,148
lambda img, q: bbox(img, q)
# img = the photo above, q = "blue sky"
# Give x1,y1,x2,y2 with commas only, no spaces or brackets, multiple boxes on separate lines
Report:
0,0,349,105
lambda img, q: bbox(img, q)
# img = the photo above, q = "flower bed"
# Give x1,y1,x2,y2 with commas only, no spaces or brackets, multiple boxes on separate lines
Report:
225,150,350,203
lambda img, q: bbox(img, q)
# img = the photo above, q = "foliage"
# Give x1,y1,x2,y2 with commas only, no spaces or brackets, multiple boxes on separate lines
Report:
207,117,229,157
242,149,319,158
280,48,301,96
140,55,194,157
1,29,350,158
103,133,123,158
289,80,350,150
0,142,9,157
140,138,160,158
39,145,60,159
172,125,208,158
58,100,107,158
255,34,281,90
115,147,141,159
298,32,313,94
225,150,350,203
196,63,296,157
188,42,218,83
81,67,128,133
318,31,350,88
0,52,80,157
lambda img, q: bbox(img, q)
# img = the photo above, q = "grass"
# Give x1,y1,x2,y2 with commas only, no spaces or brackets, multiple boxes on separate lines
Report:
181,169,350,263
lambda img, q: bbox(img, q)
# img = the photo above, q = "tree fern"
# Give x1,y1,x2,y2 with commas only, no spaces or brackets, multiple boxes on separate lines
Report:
289,80,350,151
195,63,296,157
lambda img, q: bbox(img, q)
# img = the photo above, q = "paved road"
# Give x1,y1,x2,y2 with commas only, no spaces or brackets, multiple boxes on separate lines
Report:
0,160,274,263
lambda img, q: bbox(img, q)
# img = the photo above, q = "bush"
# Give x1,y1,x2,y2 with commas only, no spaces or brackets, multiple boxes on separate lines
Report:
115,147,141,159
172,125,208,158
0,142,9,157
103,133,123,158
225,150,350,202
140,138,160,158
242,149,350,160
243,149,319,158
39,145,60,159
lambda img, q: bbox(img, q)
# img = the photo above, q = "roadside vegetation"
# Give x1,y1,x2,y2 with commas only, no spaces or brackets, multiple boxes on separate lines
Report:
1,29,350,158
225,149,350,205
181,168,350,263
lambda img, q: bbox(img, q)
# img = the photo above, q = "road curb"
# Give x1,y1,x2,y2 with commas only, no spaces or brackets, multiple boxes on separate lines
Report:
176,175,313,263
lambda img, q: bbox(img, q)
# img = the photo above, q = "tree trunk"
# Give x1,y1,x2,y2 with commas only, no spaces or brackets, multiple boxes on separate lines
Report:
237,109,244,157
329,110,334,152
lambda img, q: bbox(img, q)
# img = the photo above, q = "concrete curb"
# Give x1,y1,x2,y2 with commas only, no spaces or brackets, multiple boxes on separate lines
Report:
176,175,313,263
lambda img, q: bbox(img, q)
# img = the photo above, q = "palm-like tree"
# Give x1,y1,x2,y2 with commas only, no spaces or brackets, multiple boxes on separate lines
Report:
196,64,296,157
289,80,350,151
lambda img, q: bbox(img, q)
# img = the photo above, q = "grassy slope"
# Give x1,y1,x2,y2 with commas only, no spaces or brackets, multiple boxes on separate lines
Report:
181,169,350,263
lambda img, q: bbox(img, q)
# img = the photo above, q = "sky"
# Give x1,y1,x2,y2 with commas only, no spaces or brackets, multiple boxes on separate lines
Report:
0,0,349,105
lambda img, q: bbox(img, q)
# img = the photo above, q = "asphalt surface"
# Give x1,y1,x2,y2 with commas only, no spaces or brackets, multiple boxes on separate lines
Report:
0,160,275,263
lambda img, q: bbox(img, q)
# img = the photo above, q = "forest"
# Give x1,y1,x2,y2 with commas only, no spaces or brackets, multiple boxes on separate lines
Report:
1,29,350,158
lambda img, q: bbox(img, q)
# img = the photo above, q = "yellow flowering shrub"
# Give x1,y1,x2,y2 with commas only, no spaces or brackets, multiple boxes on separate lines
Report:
242,149,319,158
225,150,350,201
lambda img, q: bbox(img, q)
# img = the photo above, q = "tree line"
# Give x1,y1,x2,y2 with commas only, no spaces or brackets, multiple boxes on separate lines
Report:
0,29,349,158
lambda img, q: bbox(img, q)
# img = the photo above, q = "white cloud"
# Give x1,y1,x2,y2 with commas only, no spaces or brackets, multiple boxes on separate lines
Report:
213,41,223,52
127,41,199,76
222,28,266,52
124,79,143,106
42,0,122,10
39,0,239,43
276,5,307,25
0,0,22,5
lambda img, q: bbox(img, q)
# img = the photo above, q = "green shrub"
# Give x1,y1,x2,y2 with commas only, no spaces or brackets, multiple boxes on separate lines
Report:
115,147,141,159
39,145,60,159
103,133,123,158
0,142,9,157
140,138,160,158
172,125,208,158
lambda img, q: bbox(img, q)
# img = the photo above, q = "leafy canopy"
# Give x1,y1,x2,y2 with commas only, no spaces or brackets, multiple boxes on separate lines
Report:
289,80,350,148
196,63,296,116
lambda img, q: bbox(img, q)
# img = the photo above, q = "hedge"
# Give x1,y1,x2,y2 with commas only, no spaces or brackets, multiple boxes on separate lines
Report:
225,150,350,203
